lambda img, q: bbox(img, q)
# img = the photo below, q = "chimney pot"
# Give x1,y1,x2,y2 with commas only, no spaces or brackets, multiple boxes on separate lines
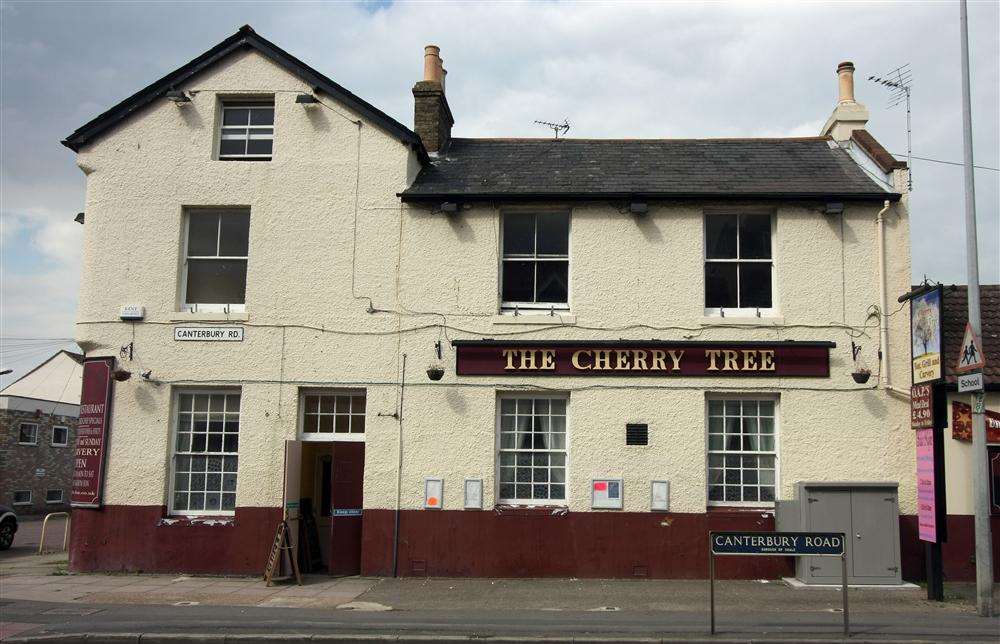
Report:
837,61,856,104
424,45,443,84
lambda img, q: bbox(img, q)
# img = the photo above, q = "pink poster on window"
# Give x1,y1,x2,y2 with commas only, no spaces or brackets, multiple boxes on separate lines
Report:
916,428,937,543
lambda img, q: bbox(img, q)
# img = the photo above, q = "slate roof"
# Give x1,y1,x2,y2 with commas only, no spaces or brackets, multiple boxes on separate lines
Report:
62,25,427,162
941,284,1000,386
399,137,901,202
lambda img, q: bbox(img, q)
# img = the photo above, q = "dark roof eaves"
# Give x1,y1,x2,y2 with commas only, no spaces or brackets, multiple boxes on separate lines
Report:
61,26,428,163
398,190,902,203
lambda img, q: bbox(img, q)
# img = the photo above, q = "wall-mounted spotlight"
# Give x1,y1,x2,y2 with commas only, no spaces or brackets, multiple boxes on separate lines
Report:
824,202,845,216
74,212,85,225
295,93,319,105
628,201,648,216
439,202,459,215
165,89,191,104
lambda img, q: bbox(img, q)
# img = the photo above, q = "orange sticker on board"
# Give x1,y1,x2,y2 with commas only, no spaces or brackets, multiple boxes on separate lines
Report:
427,497,439,506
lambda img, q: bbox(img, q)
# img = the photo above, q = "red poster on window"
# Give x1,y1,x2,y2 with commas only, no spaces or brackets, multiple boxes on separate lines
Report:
71,358,115,508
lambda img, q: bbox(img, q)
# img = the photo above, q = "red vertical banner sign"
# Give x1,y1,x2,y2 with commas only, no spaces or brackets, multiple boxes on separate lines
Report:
71,357,115,508
915,428,937,542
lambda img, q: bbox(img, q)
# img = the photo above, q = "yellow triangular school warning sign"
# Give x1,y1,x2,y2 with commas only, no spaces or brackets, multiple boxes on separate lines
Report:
955,322,985,374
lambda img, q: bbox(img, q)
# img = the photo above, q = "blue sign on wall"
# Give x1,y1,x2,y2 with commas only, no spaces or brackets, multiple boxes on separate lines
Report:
711,531,845,556
333,508,362,517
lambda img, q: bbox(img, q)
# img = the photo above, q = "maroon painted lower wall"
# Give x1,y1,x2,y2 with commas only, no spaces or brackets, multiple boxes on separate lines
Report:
899,514,1000,582
70,505,282,575
361,508,793,579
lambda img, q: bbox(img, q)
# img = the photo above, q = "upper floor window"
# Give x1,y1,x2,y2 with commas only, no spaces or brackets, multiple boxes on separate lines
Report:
18,423,38,445
51,426,69,447
182,210,250,312
704,213,774,315
218,101,274,161
501,212,569,312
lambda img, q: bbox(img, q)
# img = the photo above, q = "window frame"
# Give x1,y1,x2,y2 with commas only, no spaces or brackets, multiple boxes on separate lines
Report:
168,387,242,517
45,489,64,504
180,209,250,313
703,211,777,317
216,100,275,161
297,388,367,443
499,210,572,314
705,393,780,508
494,391,570,506
51,425,69,447
13,490,31,506
17,423,38,445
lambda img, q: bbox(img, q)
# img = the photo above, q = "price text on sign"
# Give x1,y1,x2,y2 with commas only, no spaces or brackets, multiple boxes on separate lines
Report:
710,532,845,556
910,383,933,430
916,428,938,543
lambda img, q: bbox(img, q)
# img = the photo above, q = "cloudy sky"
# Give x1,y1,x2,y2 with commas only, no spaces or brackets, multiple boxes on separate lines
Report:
1,0,997,386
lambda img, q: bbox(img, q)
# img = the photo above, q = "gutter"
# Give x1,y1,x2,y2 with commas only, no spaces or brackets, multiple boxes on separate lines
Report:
398,191,903,204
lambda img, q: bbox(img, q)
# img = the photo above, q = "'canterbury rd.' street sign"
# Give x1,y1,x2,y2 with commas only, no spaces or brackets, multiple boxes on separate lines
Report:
710,532,845,556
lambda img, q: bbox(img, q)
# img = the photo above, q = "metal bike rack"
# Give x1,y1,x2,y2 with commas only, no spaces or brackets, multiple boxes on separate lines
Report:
37,512,71,555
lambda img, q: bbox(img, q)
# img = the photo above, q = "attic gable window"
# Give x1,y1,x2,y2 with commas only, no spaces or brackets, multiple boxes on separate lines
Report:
218,101,274,161
501,212,570,312
704,213,774,315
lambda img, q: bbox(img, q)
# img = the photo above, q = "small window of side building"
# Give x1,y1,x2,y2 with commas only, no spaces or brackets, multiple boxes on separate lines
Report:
181,209,250,313
13,490,31,505
51,426,69,447
501,212,570,313
218,101,274,161
45,489,64,504
18,423,38,445
704,213,774,316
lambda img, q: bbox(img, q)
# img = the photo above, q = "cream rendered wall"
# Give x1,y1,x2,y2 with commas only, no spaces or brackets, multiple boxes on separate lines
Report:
73,49,914,516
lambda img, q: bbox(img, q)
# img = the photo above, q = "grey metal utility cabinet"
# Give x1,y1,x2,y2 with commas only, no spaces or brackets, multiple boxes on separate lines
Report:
777,481,902,585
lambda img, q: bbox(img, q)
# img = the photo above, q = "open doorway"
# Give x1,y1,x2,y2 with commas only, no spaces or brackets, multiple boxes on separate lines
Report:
286,389,366,577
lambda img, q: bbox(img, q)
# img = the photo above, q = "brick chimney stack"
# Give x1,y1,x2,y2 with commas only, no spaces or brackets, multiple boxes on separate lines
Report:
820,60,869,142
413,45,454,153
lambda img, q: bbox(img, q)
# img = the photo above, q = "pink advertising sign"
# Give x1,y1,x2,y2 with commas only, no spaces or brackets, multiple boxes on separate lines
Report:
916,428,937,543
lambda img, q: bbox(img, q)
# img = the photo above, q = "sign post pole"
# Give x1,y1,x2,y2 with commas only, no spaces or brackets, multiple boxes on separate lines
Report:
841,553,849,637
708,533,715,635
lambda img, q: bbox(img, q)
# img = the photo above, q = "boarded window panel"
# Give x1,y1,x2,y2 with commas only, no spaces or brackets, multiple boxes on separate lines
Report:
705,263,738,308
223,108,250,126
249,107,274,126
246,136,273,156
739,263,772,308
706,215,738,259
537,213,569,255
219,212,250,256
739,214,772,259
219,136,248,157
186,259,247,304
536,261,568,303
502,261,534,302
188,214,220,256
503,213,535,255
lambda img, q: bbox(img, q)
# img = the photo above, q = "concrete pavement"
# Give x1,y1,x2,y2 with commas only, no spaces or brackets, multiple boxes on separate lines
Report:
2,543,998,642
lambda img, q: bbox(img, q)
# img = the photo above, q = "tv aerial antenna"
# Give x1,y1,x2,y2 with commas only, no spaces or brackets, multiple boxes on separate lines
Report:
868,64,913,189
534,119,570,139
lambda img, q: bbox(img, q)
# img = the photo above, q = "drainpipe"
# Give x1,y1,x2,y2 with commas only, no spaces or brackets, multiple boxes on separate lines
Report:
876,200,907,397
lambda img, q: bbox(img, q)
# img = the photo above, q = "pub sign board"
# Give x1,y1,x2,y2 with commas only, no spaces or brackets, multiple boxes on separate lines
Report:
71,357,115,508
910,285,943,384
710,531,845,556
453,341,833,377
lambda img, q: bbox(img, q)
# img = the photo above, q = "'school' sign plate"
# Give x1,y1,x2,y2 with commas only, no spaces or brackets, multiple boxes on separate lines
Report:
711,531,845,556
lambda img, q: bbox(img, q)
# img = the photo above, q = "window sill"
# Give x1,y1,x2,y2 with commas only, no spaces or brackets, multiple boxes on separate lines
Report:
159,515,236,527
493,313,576,326
170,312,249,322
700,316,784,326
494,504,570,517
707,505,775,513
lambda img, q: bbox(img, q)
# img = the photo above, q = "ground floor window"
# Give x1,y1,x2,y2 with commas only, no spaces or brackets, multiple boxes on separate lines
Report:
497,393,568,504
299,390,366,440
170,389,241,515
707,397,777,506
13,490,31,505
45,489,64,504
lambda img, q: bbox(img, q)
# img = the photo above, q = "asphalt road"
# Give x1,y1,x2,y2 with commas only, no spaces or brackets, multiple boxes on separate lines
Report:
2,598,998,642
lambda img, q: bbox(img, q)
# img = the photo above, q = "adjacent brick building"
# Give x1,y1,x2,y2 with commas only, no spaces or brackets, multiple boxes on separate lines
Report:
0,350,83,515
